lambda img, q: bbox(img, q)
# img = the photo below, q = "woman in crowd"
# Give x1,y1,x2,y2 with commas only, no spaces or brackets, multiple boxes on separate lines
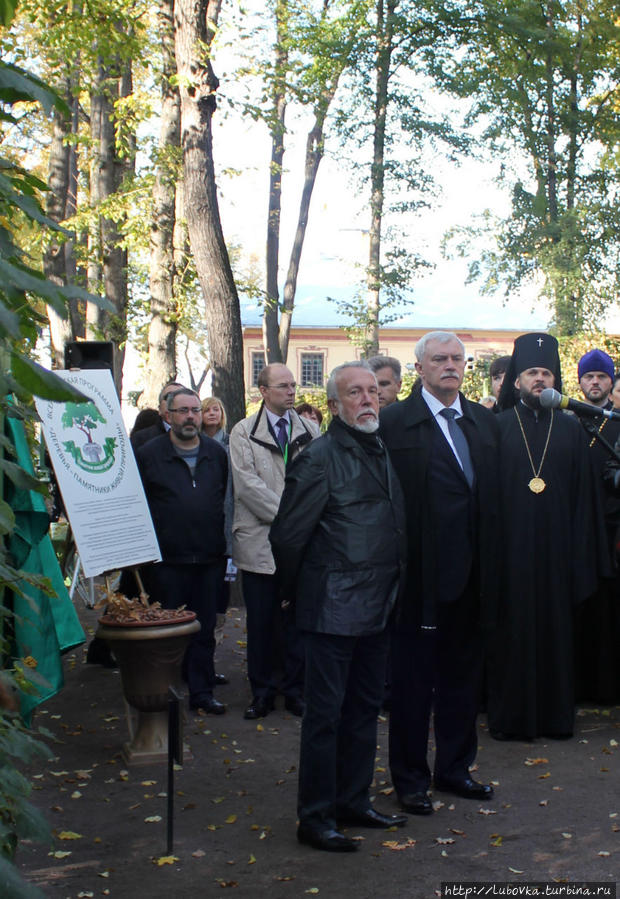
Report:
201,396,229,446
201,395,233,684
295,402,323,428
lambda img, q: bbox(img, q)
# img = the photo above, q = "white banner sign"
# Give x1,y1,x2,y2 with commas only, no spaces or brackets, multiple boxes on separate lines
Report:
35,369,161,577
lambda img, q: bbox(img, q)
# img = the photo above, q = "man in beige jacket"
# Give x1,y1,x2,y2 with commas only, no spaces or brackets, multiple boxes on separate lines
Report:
230,363,319,719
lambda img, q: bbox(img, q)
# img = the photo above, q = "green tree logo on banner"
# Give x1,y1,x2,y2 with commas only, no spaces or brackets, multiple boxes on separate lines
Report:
61,402,117,473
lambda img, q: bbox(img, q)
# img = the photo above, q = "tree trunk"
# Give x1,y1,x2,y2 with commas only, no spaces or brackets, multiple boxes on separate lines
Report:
86,52,132,395
263,0,288,365
143,0,180,409
174,0,245,427
366,0,397,357
44,80,74,369
278,109,327,362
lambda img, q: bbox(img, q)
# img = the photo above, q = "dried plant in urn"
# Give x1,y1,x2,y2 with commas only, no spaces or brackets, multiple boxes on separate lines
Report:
96,571,199,764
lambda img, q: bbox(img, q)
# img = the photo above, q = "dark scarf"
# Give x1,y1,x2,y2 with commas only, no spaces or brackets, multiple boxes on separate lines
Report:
331,414,384,456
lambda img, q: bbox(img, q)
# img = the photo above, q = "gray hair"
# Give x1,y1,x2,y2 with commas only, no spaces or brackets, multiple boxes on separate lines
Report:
414,331,465,363
158,381,186,403
366,355,401,380
166,387,200,411
326,361,374,401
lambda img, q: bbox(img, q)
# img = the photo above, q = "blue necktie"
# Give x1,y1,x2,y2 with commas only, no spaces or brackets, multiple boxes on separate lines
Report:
276,417,288,451
439,408,474,488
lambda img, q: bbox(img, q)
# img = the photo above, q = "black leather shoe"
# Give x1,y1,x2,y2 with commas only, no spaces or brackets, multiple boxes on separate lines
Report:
338,807,407,829
284,696,305,717
190,696,226,715
243,696,274,720
434,777,494,800
214,673,229,685
297,825,359,852
399,791,433,815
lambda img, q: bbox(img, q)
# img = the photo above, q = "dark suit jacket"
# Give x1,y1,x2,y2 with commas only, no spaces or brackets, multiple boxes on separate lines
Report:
379,388,500,629
131,418,167,449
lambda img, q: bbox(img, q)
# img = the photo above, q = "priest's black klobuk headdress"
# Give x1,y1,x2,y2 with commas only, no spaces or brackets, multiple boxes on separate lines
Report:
497,332,562,410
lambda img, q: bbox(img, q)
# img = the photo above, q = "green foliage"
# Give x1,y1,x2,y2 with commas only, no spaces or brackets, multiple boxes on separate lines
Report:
0,38,108,896
438,0,620,335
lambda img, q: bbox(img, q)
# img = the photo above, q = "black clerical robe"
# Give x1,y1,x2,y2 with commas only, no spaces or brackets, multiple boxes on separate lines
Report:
488,404,601,739
574,406,620,703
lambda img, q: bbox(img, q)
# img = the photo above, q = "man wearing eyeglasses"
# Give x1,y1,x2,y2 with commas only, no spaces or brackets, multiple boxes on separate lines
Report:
230,363,319,720
135,388,231,715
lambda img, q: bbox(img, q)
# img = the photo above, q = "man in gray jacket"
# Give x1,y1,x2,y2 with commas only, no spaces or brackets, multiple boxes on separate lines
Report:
229,363,319,720
270,362,408,852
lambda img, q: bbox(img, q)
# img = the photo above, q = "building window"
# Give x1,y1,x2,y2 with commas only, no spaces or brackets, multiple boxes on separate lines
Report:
251,351,266,387
300,353,324,387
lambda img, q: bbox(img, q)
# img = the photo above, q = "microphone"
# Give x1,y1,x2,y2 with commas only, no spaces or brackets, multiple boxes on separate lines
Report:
539,388,620,420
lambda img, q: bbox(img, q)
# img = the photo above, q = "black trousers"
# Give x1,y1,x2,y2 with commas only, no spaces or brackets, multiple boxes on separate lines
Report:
298,629,389,831
140,561,224,704
241,570,304,700
389,589,483,795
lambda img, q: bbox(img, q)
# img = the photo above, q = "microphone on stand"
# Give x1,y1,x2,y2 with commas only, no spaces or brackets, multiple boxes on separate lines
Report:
539,388,620,421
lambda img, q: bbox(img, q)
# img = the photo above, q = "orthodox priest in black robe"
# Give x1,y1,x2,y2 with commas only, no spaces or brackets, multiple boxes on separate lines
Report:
488,333,602,741
573,349,620,704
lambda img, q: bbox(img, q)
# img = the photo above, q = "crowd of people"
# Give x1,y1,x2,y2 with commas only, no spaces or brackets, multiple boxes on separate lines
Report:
124,329,620,854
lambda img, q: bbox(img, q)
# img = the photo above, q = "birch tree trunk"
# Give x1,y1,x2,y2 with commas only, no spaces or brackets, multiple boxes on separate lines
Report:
263,0,288,364
366,0,397,358
143,0,180,408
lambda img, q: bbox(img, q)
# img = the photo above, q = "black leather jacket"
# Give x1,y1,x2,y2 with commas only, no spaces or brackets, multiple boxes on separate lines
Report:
136,433,229,564
270,417,406,636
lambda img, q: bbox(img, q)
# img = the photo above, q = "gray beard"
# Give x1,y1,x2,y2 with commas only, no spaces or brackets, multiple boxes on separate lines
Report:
336,401,379,432
353,418,379,433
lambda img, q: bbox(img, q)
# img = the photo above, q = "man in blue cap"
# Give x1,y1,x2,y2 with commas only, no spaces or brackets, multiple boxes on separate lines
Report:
578,349,616,411
574,348,620,704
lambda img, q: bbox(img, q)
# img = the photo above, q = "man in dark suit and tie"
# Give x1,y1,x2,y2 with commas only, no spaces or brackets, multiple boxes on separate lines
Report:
379,331,500,815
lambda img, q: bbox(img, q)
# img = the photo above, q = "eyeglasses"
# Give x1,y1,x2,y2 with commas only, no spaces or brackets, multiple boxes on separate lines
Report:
266,382,296,390
169,406,201,415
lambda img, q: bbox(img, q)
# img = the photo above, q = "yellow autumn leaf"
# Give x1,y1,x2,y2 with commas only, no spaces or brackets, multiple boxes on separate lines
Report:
155,855,179,866
248,854,256,864
58,831,83,840
490,836,503,847
226,814,237,824
382,838,416,850
49,850,72,859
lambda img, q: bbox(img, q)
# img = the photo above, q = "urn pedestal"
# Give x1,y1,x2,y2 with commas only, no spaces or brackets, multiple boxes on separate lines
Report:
97,613,200,765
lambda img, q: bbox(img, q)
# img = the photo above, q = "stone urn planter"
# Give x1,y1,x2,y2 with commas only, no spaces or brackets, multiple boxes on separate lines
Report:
96,594,200,765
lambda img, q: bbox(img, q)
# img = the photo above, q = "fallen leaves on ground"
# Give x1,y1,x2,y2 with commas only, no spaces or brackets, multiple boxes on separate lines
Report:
434,837,454,845
524,758,548,766
155,856,179,866
58,831,83,840
382,838,416,850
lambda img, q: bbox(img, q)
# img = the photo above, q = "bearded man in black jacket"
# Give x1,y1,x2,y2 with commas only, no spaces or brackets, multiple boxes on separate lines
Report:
135,388,230,716
270,361,408,853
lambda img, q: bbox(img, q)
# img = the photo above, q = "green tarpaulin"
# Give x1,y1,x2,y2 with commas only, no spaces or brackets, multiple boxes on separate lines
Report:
4,416,84,724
